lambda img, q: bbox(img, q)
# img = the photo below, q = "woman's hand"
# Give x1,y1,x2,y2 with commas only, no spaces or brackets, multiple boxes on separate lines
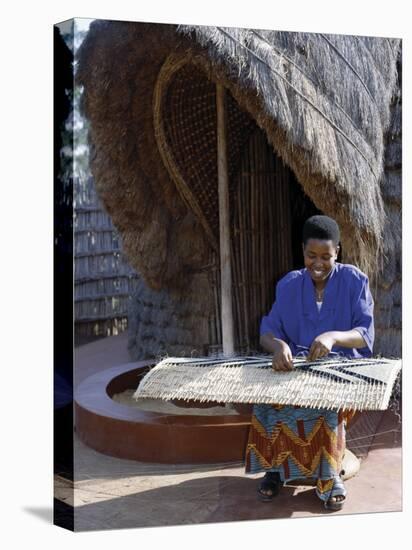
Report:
272,341,294,371
307,332,336,361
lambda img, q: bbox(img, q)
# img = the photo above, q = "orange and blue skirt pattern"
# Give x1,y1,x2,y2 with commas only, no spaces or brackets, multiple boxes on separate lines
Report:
245,404,355,502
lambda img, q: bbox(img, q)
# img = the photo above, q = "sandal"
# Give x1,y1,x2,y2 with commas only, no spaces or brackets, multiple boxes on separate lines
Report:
323,476,346,511
257,471,283,502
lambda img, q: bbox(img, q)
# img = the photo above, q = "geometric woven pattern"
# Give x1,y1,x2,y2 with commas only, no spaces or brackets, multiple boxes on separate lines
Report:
133,356,402,412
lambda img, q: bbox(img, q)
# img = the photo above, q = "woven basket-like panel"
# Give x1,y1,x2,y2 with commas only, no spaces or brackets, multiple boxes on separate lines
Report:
134,356,402,412
156,57,256,248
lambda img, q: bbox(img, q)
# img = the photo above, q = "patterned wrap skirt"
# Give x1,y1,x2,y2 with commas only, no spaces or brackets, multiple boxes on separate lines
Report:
245,404,355,502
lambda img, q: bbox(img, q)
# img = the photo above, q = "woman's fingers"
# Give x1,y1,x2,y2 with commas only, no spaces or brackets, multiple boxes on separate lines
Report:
272,361,287,371
284,355,293,369
308,332,334,361
283,349,293,369
310,350,321,361
308,342,328,361
276,364,291,371
272,341,294,371
308,343,319,361
272,356,294,371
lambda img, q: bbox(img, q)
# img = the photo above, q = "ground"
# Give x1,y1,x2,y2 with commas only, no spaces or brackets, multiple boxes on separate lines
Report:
55,331,402,531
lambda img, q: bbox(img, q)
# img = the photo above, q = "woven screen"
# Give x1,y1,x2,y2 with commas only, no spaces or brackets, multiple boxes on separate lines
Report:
162,62,256,247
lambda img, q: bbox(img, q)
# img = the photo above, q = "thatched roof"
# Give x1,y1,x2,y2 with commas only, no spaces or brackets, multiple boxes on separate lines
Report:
77,21,401,288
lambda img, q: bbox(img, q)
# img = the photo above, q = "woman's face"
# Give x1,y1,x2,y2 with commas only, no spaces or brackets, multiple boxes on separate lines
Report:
302,238,339,284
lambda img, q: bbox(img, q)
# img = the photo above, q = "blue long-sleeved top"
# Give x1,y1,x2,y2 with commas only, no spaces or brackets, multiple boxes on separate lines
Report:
260,263,374,358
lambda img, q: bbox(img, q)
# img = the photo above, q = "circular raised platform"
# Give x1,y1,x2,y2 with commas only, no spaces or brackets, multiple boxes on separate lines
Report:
74,361,252,463
74,361,362,478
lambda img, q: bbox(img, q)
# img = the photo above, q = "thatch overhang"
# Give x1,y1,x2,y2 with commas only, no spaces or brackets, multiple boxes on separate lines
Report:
77,21,401,289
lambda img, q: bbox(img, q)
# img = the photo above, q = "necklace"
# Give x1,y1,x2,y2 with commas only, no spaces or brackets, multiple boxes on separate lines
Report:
315,287,324,301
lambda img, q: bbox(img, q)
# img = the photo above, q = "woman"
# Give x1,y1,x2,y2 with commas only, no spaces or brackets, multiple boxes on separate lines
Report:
245,215,374,511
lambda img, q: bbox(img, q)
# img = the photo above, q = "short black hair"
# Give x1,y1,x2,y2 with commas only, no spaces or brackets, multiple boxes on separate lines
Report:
302,215,340,245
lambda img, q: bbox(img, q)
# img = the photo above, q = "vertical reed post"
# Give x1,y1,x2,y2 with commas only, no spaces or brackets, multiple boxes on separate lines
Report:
238,152,250,350
216,83,235,356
